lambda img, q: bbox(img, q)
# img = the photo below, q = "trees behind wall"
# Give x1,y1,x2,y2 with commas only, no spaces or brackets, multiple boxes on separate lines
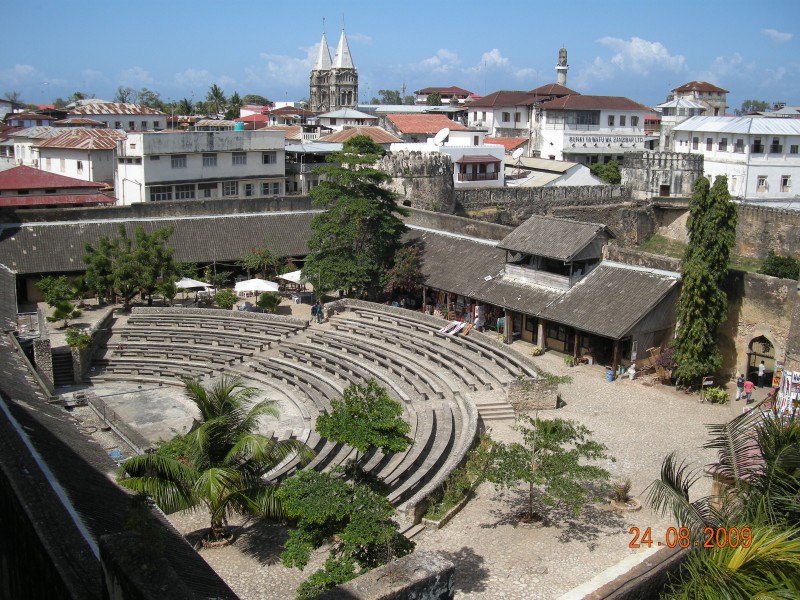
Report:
673,176,737,384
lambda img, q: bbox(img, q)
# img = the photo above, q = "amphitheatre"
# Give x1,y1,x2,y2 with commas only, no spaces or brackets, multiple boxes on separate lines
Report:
0,194,783,598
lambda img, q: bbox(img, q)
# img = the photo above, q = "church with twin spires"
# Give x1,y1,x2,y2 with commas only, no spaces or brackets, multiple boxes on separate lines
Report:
309,29,358,113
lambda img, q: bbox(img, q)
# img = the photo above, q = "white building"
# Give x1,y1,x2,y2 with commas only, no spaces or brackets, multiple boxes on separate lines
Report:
115,130,286,205
672,116,800,200
69,102,167,131
315,108,378,132
36,128,126,184
8,126,62,167
505,157,603,187
538,95,650,164
657,98,705,152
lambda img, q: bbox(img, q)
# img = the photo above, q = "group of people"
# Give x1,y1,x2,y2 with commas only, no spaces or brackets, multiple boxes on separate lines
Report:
310,300,323,324
734,360,768,403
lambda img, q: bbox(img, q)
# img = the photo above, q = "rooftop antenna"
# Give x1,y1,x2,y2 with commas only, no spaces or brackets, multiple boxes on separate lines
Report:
433,127,450,147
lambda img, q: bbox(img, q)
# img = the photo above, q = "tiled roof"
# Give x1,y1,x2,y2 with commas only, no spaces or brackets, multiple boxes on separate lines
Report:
497,214,612,260
53,118,107,126
414,86,473,95
539,95,651,112
35,128,126,150
5,112,53,121
7,126,60,140
465,91,540,109
318,126,402,144
0,194,114,207
0,264,15,331
672,81,729,94
270,106,316,117
235,114,268,123
454,154,501,164
484,137,528,152
539,262,679,339
0,166,106,190
386,114,468,135
0,211,318,274
69,102,167,116
529,83,579,96
260,124,302,140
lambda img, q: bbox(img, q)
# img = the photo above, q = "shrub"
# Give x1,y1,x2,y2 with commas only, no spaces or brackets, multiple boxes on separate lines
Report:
704,386,729,404
759,250,800,280
564,355,576,367
611,477,633,503
65,327,92,350
214,289,238,310
655,346,676,369
256,291,281,314
531,345,544,356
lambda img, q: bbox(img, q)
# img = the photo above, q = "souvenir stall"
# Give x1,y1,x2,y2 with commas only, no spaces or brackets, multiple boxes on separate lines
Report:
770,363,799,417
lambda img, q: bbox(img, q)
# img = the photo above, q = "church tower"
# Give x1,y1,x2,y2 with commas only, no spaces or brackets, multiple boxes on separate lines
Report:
309,28,358,113
556,47,568,86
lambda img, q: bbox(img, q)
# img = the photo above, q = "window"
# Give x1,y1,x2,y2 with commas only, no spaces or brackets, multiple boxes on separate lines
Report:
45,188,56,194
546,323,568,342
719,138,727,151
752,138,764,153
781,175,791,192
77,160,83,173
171,154,187,168
757,175,768,192
150,155,160,161
232,152,247,165
140,122,147,130
330,118,337,125
791,145,799,154
199,183,217,198
706,138,713,151
128,121,135,130
472,112,477,120
482,111,486,121
261,182,270,195
514,112,521,123
175,184,195,200
45,158,51,170
631,116,639,127
149,186,172,201
735,139,744,153
620,115,626,126
222,181,238,196
770,137,782,153
244,183,254,197
502,112,511,122
130,143,136,149
202,153,217,167
272,182,280,195
692,137,699,150
262,151,277,164
608,115,615,127
115,121,121,129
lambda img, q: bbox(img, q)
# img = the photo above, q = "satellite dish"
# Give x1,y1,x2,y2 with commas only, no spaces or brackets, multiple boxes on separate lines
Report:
511,147,524,160
433,128,450,146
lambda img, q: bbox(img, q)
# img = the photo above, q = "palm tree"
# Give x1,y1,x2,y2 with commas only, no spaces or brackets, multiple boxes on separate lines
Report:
206,83,226,115
118,376,314,542
177,97,194,116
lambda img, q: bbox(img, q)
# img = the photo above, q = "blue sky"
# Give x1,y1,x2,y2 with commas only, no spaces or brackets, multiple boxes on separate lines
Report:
2,0,798,112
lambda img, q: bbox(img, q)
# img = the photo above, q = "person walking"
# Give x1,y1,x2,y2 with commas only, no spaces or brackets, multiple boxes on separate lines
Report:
758,360,766,388
744,379,755,404
735,372,745,401
314,300,323,324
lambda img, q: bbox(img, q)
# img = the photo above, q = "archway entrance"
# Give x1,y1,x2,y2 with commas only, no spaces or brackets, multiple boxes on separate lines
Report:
747,336,775,386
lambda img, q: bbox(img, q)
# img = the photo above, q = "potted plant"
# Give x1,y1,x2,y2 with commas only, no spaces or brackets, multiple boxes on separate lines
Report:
610,477,641,511
564,355,576,368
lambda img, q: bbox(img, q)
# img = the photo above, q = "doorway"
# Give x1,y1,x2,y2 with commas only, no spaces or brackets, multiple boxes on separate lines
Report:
747,336,775,385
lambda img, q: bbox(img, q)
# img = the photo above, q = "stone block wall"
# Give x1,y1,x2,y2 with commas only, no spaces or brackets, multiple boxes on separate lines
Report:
405,207,514,241
72,306,116,383
376,151,456,213
32,336,53,393
506,377,558,411
621,152,703,200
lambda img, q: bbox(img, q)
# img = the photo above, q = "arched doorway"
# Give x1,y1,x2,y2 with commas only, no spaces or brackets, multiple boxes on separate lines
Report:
747,336,775,386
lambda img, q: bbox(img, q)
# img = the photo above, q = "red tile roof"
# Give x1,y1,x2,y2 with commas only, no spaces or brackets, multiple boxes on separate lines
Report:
0,194,115,207
539,95,650,111
414,86,473,96
529,83,579,97
386,114,468,135
0,166,106,191
235,114,269,123
466,90,540,108
484,137,528,152
269,106,316,117
318,126,402,144
5,112,53,121
672,81,729,94
53,118,106,126
35,128,126,150
259,125,302,140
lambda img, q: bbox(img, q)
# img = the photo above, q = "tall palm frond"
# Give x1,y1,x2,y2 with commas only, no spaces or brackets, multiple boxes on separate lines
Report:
117,453,198,514
704,409,765,487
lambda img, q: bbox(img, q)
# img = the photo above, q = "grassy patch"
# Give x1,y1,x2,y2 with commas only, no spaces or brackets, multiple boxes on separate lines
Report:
639,234,763,273
537,370,572,385
730,255,764,273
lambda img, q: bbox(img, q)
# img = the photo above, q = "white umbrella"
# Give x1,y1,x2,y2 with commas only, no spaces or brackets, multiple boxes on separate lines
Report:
175,277,212,290
277,270,305,284
235,279,279,293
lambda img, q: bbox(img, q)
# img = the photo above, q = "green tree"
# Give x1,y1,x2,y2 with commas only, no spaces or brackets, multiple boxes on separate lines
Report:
134,226,177,305
114,86,134,103
376,89,402,104
67,91,91,105
735,99,770,116
48,300,81,328
279,469,413,599
316,379,412,459
256,292,281,314
206,83,227,115
242,94,270,106
590,160,621,184
157,279,178,306
674,176,737,384
302,135,407,297
36,275,73,306
426,91,441,106
485,414,613,521
759,250,800,280
224,91,242,120
3,91,22,103
238,246,282,278
383,244,425,294
215,289,238,310
118,376,313,542
65,327,92,350
177,98,194,116
70,275,91,308
83,236,117,303
136,88,163,110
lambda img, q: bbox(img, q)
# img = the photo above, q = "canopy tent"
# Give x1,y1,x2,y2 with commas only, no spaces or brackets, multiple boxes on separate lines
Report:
235,278,280,293
276,270,305,284
175,277,213,290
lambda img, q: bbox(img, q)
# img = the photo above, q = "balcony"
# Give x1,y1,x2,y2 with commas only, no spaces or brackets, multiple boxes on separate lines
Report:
769,145,783,154
457,172,499,182
503,264,582,291
751,144,764,154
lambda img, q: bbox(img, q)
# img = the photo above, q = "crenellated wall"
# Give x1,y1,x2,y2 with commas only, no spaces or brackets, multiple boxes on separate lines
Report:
377,151,456,213
622,151,703,200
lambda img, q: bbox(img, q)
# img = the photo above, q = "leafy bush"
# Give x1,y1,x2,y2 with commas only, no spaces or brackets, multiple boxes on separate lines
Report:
655,346,676,369
65,327,92,350
256,292,281,314
425,435,492,521
564,355,576,367
214,289,238,310
590,160,621,184
759,250,800,280
704,386,729,404
611,477,633,503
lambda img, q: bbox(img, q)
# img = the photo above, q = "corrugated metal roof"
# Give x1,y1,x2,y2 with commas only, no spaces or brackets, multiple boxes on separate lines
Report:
497,215,611,261
35,128,126,150
317,126,402,144
672,115,800,135
515,157,577,173
454,154,501,163
0,211,318,274
69,102,167,116
540,95,651,112
0,165,106,190
7,126,61,140
484,137,528,152
0,264,15,331
0,194,114,207
466,90,540,109
317,108,377,120
656,98,705,109
539,262,679,339
53,118,106,126
528,83,579,96
386,114,468,134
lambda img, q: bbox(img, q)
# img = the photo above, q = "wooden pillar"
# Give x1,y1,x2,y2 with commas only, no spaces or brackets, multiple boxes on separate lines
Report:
612,339,619,376
445,292,451,320
537,319,545,348
504,308,512,345
422,286,427,312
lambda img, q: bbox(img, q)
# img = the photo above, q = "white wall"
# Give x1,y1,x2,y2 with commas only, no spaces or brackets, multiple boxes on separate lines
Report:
39,148,115,182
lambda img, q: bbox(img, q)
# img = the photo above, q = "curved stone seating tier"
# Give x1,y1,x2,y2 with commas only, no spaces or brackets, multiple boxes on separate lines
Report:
129,306,308,335
104,342,253,367
118,327,272,352
91,357,215,383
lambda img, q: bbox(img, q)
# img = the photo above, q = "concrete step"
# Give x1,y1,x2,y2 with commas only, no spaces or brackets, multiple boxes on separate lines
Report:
400,523,426,540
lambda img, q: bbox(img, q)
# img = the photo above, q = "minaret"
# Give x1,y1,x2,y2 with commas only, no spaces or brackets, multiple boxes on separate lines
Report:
556,47,568,86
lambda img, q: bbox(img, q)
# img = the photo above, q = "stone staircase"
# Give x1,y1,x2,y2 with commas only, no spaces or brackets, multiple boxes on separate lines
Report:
472,390,516,422
52,351,74,387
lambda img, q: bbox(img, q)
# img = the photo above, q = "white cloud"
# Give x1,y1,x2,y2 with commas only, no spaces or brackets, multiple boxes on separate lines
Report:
597,36,685,75
245,44,316,89
173,69,235,92
411,49,461,74
696,53,755,82
761,28,792,43
347,33,372,45
119,66,153,85
511,67,537,81
0,64,40,85
572,56,616,89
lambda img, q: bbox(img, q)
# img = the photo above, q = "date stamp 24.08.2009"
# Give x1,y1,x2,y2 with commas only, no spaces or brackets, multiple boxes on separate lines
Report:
629,526,753,549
